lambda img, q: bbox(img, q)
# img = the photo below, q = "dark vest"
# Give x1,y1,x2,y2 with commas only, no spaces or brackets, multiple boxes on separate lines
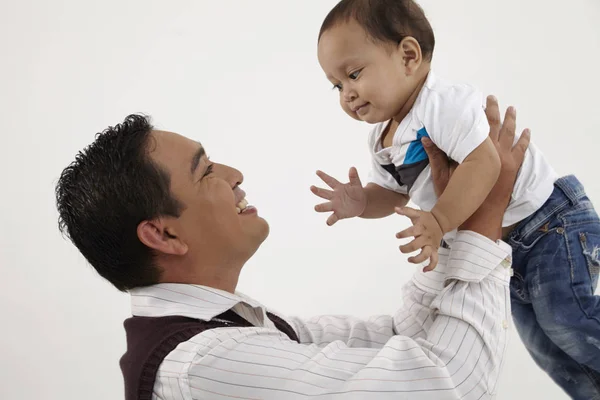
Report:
120,309,299,400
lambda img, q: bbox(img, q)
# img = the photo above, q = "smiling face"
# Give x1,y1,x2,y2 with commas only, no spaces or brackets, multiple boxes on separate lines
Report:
318,19,420,124
145,130,269,272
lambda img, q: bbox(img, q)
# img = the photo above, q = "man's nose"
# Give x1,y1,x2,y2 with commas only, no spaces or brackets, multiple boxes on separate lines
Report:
226,164,243,187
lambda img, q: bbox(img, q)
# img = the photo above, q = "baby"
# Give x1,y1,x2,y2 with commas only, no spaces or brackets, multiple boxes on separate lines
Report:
312,1,600,397
312,0,553,270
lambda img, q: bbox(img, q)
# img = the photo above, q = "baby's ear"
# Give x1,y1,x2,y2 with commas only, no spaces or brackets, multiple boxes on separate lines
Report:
398,36,423,75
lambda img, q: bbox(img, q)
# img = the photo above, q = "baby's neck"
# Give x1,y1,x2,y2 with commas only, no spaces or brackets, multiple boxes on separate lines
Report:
392,68,430,124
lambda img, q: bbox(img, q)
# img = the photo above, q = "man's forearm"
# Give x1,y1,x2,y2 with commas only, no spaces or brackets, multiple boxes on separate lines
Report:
459,174,513,241
459,203,505,241
360,183,409,219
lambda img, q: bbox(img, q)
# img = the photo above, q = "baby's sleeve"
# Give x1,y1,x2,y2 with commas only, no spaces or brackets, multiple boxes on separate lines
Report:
421,86,489,164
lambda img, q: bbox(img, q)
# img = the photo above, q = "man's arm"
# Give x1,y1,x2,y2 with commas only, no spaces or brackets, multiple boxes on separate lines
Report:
286,252,447,347
169,232,511,399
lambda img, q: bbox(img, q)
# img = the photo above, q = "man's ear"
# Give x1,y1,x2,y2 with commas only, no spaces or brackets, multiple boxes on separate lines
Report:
397,36,423,75
137,219,188,256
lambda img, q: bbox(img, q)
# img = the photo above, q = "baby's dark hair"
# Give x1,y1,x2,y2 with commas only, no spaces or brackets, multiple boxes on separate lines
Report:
319,0,435,62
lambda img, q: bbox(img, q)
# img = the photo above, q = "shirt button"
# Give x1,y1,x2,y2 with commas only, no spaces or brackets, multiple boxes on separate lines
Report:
502,320,509,329
501,256,512,269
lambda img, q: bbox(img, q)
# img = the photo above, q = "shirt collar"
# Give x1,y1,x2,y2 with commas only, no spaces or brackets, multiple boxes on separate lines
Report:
129,283,267,321
423,69,436,89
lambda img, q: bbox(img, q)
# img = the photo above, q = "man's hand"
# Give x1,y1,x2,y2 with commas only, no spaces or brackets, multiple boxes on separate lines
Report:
395,208,442,271
310,167,367,226
484,97,530,206
422,138,458,198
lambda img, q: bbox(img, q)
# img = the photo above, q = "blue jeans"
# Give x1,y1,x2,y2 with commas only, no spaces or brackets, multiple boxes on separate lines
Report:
508,175,600,399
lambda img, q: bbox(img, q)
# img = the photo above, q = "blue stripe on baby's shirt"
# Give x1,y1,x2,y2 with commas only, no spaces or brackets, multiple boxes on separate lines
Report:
404,127,430,165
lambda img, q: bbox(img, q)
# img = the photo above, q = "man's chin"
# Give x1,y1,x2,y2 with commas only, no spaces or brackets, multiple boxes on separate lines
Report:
256,217,270,241
240,220,269,263
247,217,270,246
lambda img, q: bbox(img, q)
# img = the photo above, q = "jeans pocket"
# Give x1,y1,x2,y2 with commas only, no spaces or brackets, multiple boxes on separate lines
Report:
511,223,562,252
578,232,600,292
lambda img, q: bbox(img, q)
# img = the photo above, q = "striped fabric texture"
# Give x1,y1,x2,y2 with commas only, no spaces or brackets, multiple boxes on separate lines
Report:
129,231,513,400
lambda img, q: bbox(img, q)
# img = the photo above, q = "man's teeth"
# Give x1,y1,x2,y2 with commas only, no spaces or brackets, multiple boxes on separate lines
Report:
236,199,249,214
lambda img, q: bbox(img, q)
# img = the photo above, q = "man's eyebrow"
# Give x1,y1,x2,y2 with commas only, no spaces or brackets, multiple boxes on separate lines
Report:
190,145,205,175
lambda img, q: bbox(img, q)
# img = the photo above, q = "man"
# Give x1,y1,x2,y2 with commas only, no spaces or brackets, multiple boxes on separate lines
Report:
55,96,527,399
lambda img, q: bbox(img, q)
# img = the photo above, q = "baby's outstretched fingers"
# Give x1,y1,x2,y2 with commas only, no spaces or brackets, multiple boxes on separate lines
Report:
310,185,333,200
396,224,424,239
422,248,439,272
408,246,432,265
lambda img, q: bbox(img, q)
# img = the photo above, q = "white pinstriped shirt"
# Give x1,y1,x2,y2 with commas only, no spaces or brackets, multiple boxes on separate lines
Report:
129,231,513,400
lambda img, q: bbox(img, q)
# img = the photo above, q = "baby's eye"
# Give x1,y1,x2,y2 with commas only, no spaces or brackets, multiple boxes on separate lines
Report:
349,70,361,80
332,83,342,92
203,163,214,178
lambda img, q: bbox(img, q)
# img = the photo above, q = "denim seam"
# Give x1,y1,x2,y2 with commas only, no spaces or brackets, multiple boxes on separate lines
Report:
579,232,600,293
561,219,600,228
563,220,600,325
554,176,586,204
510,229,558,252
520,199,571,239
510,271,527,301
558,202,595,217
518,176,587,240
580,364,600,395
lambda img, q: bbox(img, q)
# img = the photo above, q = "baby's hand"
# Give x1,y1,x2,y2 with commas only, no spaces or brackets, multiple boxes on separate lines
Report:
310,167,367,226
395,207,443,271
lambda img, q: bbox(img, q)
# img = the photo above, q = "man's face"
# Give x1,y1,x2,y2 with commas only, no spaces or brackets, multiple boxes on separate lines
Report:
148,130,269,265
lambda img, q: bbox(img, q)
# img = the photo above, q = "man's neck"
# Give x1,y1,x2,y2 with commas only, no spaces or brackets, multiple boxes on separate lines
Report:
196,272,239,293
158,257,243,294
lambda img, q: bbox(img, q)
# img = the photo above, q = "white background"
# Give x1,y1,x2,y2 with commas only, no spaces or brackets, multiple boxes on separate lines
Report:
1,0,599,399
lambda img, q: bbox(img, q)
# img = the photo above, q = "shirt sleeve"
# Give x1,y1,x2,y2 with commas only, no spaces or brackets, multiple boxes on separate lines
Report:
287,248,453,347
391,247,452,339
422,86,489,164
168,231,513,399
286,273,440,348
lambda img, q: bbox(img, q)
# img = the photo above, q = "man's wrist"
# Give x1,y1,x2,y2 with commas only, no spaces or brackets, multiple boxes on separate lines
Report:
357,185,369,217
459,174,514,241
459,202,505,241
487,176,515,207
358,200,368,218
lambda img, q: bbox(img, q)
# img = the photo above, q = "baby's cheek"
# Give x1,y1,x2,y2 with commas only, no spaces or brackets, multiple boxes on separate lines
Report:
340,102,359,121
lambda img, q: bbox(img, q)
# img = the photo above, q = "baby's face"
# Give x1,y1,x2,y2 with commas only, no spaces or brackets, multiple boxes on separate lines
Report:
318,20,416,124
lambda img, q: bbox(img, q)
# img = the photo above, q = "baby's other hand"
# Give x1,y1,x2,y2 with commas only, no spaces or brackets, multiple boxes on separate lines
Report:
395,207,443,271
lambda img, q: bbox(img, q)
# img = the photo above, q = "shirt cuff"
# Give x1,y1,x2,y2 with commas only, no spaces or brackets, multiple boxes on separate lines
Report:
444,230,512,284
